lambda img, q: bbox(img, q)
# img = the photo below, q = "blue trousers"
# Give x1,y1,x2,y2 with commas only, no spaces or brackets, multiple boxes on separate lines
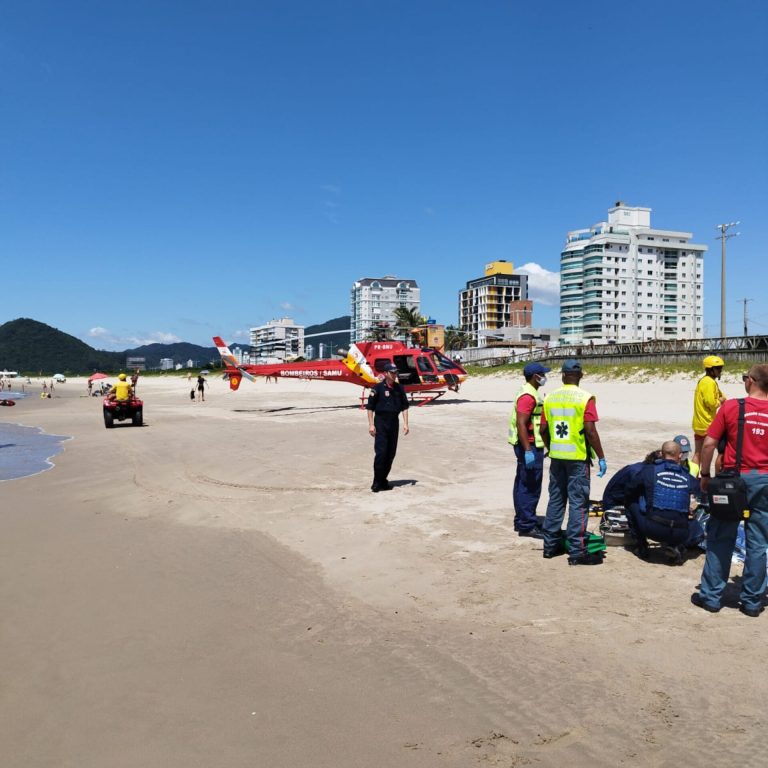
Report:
699,471,768,611
543,459,590,559
626,505,703,549
372,413,400,486
513,444,544,532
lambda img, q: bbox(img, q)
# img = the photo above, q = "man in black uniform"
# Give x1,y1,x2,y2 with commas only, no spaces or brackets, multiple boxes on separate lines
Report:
367,362,410,492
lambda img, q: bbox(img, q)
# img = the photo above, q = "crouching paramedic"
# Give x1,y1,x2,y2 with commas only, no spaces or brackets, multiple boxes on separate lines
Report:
626,440,702,560
108,373,133,402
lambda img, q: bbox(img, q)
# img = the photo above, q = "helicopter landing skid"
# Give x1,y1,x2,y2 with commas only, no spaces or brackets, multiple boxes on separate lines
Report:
358,388,448,408
408,389,447,406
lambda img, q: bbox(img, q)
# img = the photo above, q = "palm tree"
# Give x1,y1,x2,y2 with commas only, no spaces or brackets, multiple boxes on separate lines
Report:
393,306,426,344
443,325,464,351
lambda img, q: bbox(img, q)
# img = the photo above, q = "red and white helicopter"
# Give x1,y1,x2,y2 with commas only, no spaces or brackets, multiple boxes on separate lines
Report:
213,336,468,405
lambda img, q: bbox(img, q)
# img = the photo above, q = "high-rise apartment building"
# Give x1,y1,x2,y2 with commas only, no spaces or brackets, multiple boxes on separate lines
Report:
459,261,530,343
350,276,420,343
250,317,304,361
560,203,706,344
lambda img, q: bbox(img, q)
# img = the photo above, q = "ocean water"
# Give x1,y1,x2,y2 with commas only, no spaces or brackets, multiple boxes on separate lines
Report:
0,422,71,482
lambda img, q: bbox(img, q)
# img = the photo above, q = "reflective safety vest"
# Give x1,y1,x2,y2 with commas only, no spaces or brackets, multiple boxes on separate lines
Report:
507,382,545,448
543,385,594,460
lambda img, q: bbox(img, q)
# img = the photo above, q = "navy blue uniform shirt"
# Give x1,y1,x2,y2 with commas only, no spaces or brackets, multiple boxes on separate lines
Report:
366,380,409,414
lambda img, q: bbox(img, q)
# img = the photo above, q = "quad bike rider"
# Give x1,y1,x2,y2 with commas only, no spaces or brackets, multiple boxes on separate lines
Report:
103,372,144,428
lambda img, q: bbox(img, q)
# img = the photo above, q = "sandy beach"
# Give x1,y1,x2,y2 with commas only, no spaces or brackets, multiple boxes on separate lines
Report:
1,370,766,767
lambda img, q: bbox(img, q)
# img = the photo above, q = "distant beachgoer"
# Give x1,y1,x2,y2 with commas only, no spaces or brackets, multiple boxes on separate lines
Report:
197,375,206,401
42,381,47,392
131,369,140,392
87,380,93,396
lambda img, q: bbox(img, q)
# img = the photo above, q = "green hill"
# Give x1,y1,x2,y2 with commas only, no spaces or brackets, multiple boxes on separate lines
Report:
305,315,351,357
0,317,352,372
0,318,120,373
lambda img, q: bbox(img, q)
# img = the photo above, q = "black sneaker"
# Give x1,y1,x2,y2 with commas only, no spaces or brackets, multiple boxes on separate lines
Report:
739,604,764,618
519,528,545,540
543,544,566,559
663,545,685,566
690,593,720,613
568,552,604,566
371,484,380,493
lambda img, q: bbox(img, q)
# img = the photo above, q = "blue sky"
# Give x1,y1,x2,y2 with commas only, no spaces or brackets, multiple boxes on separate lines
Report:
2,0,766,349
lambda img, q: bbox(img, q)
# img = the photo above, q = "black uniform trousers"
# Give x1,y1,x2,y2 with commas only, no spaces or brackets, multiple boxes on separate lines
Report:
373,412,400,487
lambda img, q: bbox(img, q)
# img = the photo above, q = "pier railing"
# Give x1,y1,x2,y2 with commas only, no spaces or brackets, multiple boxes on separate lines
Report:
466,334,768,368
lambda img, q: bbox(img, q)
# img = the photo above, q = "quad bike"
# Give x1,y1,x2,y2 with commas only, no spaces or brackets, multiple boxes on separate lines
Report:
103,396,144,428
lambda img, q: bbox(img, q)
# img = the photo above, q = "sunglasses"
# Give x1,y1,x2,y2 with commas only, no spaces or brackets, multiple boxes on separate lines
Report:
743,374,753,382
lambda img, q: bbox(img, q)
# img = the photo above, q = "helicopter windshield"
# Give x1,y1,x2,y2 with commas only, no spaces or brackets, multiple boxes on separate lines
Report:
430,351,462,372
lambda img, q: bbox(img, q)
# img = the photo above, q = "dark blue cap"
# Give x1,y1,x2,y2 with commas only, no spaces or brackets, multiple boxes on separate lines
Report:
561,359,583,373
382,362,398,372
523,362,551,378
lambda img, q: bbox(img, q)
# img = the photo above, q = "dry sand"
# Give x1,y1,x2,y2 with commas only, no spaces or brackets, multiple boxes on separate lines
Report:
1,371,766,767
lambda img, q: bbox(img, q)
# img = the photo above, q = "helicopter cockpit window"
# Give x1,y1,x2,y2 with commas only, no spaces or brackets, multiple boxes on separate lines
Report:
417,356,435,373
431,351,459,372
373,358,392,373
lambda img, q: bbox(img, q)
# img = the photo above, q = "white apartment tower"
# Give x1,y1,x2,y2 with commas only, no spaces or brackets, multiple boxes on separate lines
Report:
250,317,305,362
560,203,706,344
350,276,420,343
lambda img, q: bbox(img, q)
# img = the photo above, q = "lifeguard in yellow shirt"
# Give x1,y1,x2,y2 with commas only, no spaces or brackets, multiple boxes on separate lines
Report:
108,373,133,402
692,356,726,465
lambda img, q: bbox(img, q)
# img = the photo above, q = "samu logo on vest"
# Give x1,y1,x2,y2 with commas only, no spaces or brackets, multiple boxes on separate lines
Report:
555,421,570,439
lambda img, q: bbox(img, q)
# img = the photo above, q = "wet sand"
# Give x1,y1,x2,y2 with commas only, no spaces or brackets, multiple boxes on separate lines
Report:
1,372,765,767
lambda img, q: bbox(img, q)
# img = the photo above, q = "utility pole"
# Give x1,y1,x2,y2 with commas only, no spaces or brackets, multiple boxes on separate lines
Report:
715,222,740,337
739,298,753,336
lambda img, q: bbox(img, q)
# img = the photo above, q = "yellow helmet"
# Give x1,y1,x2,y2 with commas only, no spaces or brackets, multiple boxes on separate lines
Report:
703,355,724,369
118,372,127,380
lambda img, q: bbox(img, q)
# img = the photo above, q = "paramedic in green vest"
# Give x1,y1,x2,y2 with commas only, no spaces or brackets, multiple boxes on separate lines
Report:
539,359,608,565
508,362,551,539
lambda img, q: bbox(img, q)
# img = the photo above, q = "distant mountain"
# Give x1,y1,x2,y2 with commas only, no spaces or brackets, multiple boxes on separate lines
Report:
0,318,120,373
121,342,218,368
0,316,351,372
305,315,351,357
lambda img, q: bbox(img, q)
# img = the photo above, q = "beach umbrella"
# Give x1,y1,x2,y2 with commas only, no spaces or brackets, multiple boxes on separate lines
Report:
88,372,108,381
52,373,66,382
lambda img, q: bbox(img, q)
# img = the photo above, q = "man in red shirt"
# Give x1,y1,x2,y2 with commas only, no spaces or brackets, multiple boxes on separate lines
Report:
692,364,768,616
507,362,550,538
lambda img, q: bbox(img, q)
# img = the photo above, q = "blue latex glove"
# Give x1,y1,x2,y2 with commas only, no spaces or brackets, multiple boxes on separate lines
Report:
524,450,535,468
597,458,608,478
